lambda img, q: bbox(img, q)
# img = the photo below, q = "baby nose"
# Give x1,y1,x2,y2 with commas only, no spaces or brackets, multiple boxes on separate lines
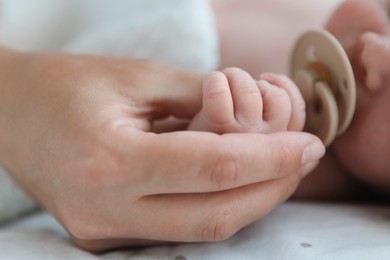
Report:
358,32,390,91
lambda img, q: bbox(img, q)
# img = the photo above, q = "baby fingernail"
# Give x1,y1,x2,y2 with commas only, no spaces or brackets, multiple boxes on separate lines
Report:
301,141,325,165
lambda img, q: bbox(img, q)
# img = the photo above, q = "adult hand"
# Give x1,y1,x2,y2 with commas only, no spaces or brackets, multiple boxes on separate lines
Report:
0,47,325,251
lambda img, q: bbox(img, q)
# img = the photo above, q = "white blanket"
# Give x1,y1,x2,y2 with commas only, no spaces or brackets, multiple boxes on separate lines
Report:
0,0,389,259
1,202,389,259
0,0,218,72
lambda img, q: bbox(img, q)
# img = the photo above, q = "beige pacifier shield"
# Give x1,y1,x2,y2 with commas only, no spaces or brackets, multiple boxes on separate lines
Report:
290,28,356,146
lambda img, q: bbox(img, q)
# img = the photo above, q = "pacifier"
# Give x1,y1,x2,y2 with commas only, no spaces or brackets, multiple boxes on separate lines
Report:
290,28,356,147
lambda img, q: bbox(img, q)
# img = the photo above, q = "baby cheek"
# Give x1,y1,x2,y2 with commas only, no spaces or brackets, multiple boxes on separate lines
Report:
332,114,390,192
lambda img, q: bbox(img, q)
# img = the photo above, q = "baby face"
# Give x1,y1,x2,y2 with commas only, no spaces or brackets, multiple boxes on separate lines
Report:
325,0,390,192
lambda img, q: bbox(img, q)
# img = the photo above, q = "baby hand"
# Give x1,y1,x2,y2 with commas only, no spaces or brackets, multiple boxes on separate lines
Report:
188,68,306,134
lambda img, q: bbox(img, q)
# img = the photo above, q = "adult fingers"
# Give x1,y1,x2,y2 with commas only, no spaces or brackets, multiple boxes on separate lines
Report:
121,60,205,119
260,73,306,131
125,130,324,195
223,68,263,127
109,167,304,243
256,80,292,132
72,159,319,251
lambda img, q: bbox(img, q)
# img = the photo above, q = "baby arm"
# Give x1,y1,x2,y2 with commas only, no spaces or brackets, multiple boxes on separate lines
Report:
188,68,306,134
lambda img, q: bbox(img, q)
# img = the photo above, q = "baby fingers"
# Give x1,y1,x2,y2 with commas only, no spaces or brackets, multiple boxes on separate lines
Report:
199,71,234,128
259,73,306,131
222,68,263,129
191,68,264,133
256,79,292,132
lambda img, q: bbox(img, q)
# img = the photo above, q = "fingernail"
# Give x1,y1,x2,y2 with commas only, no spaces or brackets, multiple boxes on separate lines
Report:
301,141,325,165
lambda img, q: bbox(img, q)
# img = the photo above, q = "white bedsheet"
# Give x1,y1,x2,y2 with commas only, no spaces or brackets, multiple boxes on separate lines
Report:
1,202,389,260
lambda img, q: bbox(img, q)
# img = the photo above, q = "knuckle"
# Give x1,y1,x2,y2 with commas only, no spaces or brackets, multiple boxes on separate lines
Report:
277,74,292,83
58,162,130,241
199,204,240,241
203,150,239,190
66,220,97,241
271,140,299,178
222,67,243,75
205,84,229,99
204,71,229,98
274,170,302,202
272,74,293,87
76,147,131,192
271,87,289,101
62,208,103,241
273,151,287,179
239,84,260,96
223,68,258,92
281,174,301,199
61,202,122,243
235,83,259,96
72,238,103,253
75,161,110,192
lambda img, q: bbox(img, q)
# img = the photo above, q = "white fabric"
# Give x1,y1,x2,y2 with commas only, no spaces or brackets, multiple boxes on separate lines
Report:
0,0,389,259
0,0,218,71
1,202,389,259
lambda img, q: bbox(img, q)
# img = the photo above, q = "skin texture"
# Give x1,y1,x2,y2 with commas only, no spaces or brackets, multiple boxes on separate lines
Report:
0,48,324,251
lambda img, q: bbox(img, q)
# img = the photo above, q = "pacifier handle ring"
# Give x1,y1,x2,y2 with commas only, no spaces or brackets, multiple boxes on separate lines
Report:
290,28,356,146
310,81,339,146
